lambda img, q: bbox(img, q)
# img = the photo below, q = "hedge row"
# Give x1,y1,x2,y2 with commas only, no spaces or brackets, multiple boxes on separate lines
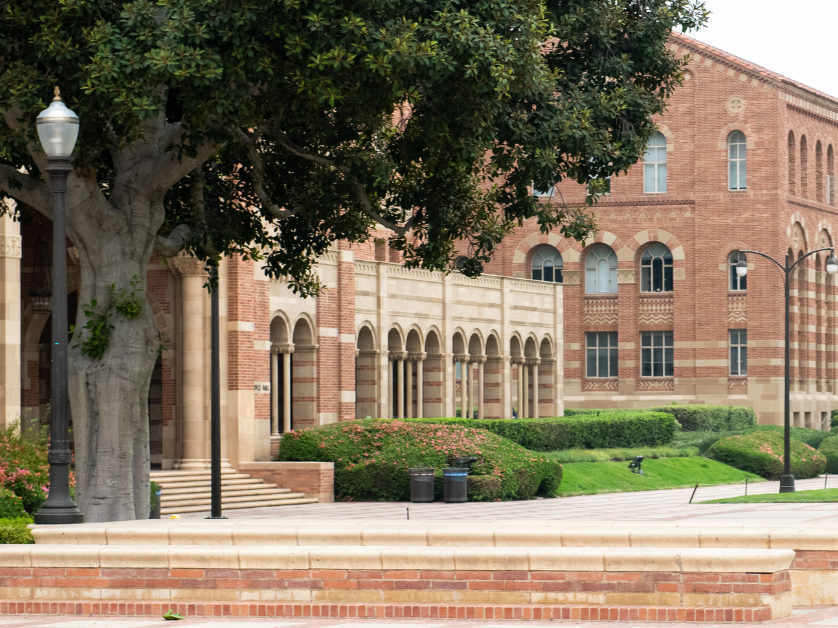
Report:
819,436,838,474
278,419,563,501
650,405,757,432
707,431,826,480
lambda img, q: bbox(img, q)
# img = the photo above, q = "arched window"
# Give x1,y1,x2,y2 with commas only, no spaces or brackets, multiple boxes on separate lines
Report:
644,131,667,193
816,141,824,202
828,145,835,205
729,250,747,291
585,245,618,294
788,131,796,194
800,135,809,198
531,246,563,283
728,131,747,191
454,256,468,271
641,243,673,292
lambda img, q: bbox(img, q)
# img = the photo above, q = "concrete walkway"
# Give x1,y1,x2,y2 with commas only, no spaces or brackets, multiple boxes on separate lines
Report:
2,605,836,627
177,476,838,524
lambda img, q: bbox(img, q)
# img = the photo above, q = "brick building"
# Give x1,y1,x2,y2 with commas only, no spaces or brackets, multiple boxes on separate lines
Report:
484,32,838,427
1,33,835,478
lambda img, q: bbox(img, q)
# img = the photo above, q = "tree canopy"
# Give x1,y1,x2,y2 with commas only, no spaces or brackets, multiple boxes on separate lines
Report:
2,0,706,292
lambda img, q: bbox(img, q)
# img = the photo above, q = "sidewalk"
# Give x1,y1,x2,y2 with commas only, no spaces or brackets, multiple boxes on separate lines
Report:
178,476,838,523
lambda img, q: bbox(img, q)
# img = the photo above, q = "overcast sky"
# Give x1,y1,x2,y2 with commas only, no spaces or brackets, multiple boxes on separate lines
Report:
688,0,838,97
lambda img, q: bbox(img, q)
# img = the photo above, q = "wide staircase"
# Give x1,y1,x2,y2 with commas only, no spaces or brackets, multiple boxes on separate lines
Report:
150,468,318,515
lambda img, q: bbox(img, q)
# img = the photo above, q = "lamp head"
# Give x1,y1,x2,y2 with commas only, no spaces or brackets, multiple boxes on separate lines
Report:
827,251,838,275
36,87,79,158
735,254,748,277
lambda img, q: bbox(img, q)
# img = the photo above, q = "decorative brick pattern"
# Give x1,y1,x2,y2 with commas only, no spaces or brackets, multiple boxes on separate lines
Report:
0,600,774,622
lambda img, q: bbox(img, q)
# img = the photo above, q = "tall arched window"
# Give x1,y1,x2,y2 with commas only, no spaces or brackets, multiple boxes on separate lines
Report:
828,145,835,205
729,250,747,291
728,131,747,191
800,135,809,198
585,245,618,294
531,246,563,283
641,243,673,292
644,131,667,193
788,131,796,194
816,141,824,202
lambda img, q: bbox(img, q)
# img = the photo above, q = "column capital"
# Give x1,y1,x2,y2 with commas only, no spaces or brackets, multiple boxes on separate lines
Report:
0,234,21,259
470,354,487,364
527,357,542,366
511,356,526,365
486,355,504,363
407,352,427,362
168,256,207,277
389,351,408,361
453,353,470,363
272,343,295,355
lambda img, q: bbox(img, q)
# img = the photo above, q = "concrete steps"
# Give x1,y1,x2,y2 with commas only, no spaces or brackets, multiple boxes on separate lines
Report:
151,468,318,515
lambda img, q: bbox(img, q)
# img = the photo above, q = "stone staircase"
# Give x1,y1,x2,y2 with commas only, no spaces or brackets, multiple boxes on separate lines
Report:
150,468,318,515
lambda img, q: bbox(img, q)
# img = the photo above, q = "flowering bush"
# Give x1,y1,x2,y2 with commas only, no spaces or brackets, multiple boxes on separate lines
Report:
278,419,562,501
707,431,825,480
0,423,54,515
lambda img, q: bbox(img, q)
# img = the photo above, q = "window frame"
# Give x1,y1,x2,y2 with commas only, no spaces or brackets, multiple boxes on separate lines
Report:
584,245,618,294
729,250,747,291
728,131,747,191
586,331,618,379
641,331,674,378
640,243,674,293
730,329,748,376
531,246,563,283
643,131,667,194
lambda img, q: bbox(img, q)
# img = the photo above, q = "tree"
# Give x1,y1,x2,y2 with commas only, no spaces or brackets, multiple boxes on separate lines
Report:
0,0,706,521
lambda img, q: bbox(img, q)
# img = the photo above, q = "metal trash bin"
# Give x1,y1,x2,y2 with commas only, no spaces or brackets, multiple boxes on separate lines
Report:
443,467,469,503
409,468,435,503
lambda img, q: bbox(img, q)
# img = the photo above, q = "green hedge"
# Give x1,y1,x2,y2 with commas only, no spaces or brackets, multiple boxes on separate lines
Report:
707,431,826,480
543,446,698,464
278,419,563,501
819,436,838,474
395,411,678,452
753,425,833,449
649,405,757,432
0,517,33,544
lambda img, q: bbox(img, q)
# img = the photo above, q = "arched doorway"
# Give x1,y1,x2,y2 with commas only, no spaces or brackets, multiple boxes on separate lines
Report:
292,318,317,427
355,325,377,418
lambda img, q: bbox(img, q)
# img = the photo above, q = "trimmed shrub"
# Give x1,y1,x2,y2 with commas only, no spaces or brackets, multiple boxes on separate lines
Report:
544,446,698,464
707,431,826,480
396,411,678,451
650,405,757,432
819,436,838,474
753,425,833,449
0,517,33,544
278,419,562,501
0,487,25,519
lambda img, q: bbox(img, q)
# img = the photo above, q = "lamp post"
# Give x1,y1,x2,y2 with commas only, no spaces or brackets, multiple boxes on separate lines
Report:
735,247,838,493
33,88,84,524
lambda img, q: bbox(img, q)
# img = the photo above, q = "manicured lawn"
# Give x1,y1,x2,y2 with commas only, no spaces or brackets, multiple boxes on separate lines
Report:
700,488,838,504
557,457,763,497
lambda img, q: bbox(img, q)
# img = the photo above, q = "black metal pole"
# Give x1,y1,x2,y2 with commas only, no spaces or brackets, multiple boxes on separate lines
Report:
206,265,225,519
779,254,795,493
34,158,83,524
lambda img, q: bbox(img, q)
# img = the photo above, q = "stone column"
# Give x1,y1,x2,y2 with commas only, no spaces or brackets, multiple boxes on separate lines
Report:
469,355,486,420
409,352,426,419
476,358,485,420
522,361,529,419
406,359,413,418
516,359,524,418
0,212,20,430
453,354,468,418
279,344,294,432
462,359,470,418
169,256,209,469
270,347,280,435
530,358,541,419
390,351,407,418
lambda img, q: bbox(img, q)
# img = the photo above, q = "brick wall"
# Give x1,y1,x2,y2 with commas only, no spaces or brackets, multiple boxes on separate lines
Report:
238,461,334,502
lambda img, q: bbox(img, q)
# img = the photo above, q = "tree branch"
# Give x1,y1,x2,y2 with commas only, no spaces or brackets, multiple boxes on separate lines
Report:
274,131,409,235
0,164,52,216
153,223,192,258
235,128,300,220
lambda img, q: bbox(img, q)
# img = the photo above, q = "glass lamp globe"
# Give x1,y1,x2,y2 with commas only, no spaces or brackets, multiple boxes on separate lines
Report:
736,257,748,277
36,87,79,158
827,253,838,275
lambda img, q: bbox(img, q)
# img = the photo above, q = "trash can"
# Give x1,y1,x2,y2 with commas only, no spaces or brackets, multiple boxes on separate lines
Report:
409,468,435,503
443,467,469,503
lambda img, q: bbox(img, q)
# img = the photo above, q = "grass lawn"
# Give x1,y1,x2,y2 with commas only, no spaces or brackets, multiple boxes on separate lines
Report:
557,457,763,497
700,488,838,504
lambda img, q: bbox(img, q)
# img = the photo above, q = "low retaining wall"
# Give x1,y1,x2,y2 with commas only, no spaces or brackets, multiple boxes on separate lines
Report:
237,462,333,503
0,545,794,622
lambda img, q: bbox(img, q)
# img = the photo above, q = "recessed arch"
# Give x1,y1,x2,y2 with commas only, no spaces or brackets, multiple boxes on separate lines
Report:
387,327,404,352
452,329,467,355
357,324,376,351
788,131,796,194
485,333,500,357
468,331,484,356
524,336,538,358
405,328,423,353
292,316,314,345
270,314,290,344
509,334,523,358
539,336,553,359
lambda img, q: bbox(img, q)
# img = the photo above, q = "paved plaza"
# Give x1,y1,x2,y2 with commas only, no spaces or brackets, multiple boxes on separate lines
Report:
177,477,838,523
1,605,837,627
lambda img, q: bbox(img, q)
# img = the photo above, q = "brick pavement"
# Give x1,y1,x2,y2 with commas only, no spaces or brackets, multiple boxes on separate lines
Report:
0,604,835,627
177,477,838,523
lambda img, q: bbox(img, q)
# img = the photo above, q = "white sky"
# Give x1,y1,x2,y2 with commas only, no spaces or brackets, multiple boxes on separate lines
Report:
688,0,838,98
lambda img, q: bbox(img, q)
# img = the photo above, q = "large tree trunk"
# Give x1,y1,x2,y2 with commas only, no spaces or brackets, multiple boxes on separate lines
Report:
68,209,160,522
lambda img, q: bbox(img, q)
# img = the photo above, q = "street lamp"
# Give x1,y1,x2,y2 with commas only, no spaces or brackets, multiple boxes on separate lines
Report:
736,247,838,493
33,87,84,524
